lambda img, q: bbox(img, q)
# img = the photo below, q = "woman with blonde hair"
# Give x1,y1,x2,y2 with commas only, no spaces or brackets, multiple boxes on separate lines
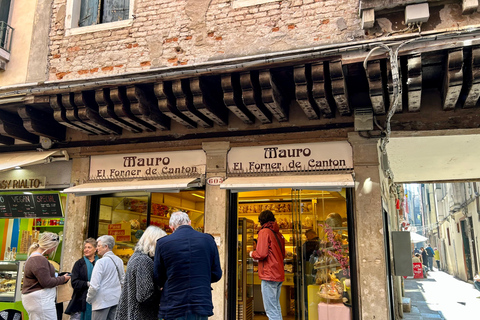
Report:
21,232,71,320
115,226,167,320
65,238,99,320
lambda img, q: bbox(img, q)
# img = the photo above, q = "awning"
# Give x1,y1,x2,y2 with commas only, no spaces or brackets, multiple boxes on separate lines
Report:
410,232,428,244
63,177,203,196
0,150,69,172
220,173,354,193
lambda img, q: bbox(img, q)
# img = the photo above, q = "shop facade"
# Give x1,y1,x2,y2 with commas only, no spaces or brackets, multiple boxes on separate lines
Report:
61,134,390,320
0,151,71,317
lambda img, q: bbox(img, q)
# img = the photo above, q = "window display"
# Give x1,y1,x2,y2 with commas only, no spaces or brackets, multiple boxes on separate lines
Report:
96,190,205,265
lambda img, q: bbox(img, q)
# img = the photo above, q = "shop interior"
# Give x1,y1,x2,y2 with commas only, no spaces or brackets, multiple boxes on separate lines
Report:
0,191,66,310
237,188,351,320
95,190,205,265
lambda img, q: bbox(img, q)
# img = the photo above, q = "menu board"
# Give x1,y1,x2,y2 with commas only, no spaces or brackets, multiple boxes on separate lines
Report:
0,194,63,218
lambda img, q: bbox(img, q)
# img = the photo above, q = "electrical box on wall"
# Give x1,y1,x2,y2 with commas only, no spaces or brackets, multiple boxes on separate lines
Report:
405,3,430,24
392,231,414,276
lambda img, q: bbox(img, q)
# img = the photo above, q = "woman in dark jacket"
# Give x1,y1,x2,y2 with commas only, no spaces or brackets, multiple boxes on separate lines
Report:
65,238,98,320
115,226,167,320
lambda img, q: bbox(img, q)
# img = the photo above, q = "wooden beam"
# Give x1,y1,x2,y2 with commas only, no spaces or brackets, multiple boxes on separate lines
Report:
294,65,320,120
154,82,197,128
109,87,155,132
190,77,228,126
463,47,480,108
329,60,350,115
311,62,333,117
407,55,422,112
0,134,14,145
17,105,66,141
73,91,122,134
0,110,39,144
61,93,104,134
126,85,170,131
95,88,142,133
50,94,94,134
221,74,254,124
240,71,272,124
258,70,288,122
443,49,463,110
366,60,386,114
171,79,213,128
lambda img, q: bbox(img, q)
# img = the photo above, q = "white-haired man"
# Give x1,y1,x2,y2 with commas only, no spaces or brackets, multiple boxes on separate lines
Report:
154,211,222,320
86,235,125,320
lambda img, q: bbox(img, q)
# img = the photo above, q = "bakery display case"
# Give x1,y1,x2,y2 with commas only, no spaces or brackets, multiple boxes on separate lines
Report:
0,261,25,302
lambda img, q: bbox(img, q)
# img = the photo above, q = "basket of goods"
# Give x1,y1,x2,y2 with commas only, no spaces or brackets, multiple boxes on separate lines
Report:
318,274,344,303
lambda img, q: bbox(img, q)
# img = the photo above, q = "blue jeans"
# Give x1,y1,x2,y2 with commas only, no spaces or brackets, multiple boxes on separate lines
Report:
427,256,434,270
261,280,283,320
167,311,208,320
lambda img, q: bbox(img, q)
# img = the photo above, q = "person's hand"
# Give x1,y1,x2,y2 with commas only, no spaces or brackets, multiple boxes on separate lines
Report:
63,274,71,283
249,251,253,258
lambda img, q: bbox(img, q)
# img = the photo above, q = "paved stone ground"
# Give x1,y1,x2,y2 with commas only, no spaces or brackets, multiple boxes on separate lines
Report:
402,268,480,320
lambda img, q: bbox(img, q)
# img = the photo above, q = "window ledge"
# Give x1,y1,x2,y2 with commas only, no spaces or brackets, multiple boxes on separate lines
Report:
0,48,10,62
233,0,281,9
65,19,133,36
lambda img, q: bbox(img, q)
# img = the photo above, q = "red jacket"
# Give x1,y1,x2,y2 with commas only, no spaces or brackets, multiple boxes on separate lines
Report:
251,221,286,282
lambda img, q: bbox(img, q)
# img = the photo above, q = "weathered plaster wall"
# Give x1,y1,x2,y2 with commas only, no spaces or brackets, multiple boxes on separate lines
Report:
48,0,362,80
0,0,36,85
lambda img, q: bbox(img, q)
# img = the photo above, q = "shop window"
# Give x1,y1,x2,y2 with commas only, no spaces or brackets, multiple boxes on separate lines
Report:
94,190,205,265
236,188,352,319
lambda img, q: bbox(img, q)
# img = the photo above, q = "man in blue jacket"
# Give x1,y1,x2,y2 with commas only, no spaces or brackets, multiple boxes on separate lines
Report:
153,211,222,320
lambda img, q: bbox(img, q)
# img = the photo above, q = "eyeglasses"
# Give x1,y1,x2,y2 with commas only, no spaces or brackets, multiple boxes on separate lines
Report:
53,235,59,242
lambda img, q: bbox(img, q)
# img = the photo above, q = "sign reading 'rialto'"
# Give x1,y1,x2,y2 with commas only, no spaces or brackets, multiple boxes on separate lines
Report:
90,150,206,179
228,141,353,172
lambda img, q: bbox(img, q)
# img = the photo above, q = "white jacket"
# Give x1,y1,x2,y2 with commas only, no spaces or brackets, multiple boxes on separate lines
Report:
86,250,125,310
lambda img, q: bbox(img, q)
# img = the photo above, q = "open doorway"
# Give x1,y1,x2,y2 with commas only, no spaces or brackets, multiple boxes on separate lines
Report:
235,187,353,320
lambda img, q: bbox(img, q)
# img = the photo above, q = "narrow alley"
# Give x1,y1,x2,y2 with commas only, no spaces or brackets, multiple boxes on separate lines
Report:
403,269,480,320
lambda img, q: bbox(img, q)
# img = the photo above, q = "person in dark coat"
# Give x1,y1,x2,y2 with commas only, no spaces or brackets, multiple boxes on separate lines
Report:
115,225,167,320
153,211,222,320
65,238,98,320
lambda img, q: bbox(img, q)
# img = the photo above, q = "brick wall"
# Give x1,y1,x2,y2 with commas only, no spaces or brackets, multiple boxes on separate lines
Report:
48,0,362,81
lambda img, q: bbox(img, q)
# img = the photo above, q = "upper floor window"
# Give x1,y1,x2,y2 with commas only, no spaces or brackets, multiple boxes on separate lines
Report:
79,0,129,27
65,0,134,35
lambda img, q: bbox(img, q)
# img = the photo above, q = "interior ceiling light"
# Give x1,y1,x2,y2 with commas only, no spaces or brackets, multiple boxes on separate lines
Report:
14,166,22,169
192,193,205,199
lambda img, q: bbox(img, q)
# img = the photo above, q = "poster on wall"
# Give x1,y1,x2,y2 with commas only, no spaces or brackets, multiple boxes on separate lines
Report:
0,193,63,218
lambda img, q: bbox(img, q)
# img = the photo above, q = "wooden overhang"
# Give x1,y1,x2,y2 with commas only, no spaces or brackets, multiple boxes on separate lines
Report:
2,34,480,150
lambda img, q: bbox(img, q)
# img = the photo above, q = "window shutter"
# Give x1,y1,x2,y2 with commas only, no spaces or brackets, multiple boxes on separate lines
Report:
79,0,99,27
0,0,11,23
103,0,129,23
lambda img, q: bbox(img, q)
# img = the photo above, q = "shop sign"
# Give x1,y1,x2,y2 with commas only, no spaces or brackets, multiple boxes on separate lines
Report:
90,150,206,179
108,222,131,242
206,176,224,186
0,177,46,190
227,141,353,173
0,193,63,218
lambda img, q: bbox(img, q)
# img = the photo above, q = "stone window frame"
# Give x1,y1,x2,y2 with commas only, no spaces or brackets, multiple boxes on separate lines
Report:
233,0,281,9
64,0,135,36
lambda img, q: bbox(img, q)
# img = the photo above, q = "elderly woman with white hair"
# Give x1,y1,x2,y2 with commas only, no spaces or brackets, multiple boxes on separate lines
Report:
21,232,71,320
86,235,125,320
115,226,167,320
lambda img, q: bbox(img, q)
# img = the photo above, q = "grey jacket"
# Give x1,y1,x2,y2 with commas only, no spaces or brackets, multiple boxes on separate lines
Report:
86,250,125,310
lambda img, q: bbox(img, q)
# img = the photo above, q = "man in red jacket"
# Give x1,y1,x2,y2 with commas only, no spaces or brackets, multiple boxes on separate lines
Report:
249,210,286,320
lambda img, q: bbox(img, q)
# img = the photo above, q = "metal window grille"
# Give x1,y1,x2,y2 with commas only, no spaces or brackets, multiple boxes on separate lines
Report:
0,21,13,53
